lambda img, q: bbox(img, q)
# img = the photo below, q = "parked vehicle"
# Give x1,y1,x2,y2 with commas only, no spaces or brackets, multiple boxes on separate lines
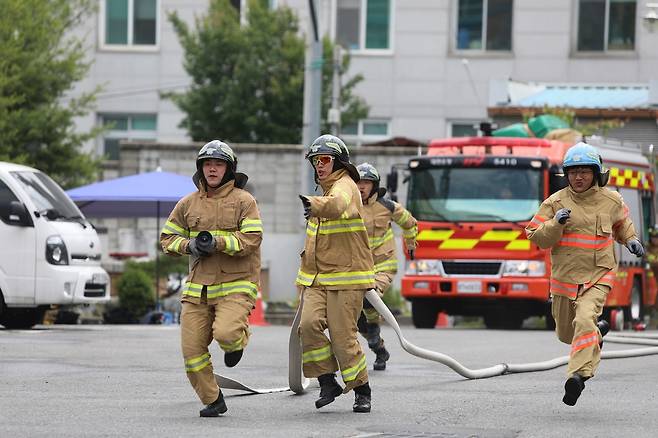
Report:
389,135,657,330
0,162,110,329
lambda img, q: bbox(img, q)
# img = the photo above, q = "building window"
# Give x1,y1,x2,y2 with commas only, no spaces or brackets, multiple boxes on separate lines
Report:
102,0,158,48
342,120,390,144
577,0,636,51
456,0,513,51
100,114,157,161
449,122,479,137
335,0,392,51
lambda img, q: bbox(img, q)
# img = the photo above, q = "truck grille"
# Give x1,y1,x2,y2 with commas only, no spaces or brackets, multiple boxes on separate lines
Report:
442,261,502,276
84,283,107,298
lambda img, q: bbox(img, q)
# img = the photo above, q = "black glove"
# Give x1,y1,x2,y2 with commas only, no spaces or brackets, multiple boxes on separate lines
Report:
555,208,571,225
299,195,312,220
189,231,215,258
627,238,645,257
408,249,415,260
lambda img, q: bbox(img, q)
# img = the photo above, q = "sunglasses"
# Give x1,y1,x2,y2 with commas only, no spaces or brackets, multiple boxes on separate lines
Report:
566,168,594,177
311,155,334,167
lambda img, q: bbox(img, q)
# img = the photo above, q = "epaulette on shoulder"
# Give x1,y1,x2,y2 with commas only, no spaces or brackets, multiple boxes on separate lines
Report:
599,187,623,204
377,196,395,213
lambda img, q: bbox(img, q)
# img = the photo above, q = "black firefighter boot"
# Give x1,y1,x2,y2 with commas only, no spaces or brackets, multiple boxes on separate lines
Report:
315,373,343,409
224,349,243,368
372,343,390,371
365,322,382,350
562,374,586,406
353,382,371,413
199,392,228,417
597,319,610,349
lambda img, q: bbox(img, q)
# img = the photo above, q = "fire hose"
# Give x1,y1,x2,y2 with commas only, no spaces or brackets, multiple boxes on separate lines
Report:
215,289,658,394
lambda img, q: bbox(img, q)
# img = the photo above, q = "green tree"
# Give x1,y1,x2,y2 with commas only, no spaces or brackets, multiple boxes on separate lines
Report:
0,0,102,188
166,0,368,144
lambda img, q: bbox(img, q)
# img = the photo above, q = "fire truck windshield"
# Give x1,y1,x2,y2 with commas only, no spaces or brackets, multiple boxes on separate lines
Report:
407,166,542,222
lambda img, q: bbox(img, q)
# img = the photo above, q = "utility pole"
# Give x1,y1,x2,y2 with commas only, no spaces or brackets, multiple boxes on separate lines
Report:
328,46,342,136
301,0,323,197
302,0,322,149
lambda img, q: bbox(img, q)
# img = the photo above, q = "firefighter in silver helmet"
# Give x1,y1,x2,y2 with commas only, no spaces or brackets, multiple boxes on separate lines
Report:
296,134,376,413
526,142,643,406
356,162,417,371
160,140,263,417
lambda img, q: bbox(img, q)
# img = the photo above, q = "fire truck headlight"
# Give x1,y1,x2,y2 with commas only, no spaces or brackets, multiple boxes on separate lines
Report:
406,259,441,275
503,260,545,277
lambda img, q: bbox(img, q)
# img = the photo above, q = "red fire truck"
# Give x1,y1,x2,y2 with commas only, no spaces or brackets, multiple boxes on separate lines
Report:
389,135,657,330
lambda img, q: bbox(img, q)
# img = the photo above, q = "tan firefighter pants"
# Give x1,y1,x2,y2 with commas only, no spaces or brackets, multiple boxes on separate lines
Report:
363,271,395,324
180,292,254,405
552,283,609,378
299,286,369,392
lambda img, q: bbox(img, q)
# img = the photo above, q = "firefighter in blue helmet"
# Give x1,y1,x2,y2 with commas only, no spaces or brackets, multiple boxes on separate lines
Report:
526,142,643,406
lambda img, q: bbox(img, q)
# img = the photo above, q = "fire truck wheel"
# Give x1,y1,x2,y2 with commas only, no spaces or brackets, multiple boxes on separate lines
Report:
544,311,556,331
411,300,439,329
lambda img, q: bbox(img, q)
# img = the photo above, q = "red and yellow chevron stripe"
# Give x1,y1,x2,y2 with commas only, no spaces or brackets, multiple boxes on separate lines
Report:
416,229,530,251
608,167,654,191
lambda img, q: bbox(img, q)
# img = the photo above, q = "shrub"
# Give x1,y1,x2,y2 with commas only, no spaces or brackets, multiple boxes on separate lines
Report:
117,268,155,321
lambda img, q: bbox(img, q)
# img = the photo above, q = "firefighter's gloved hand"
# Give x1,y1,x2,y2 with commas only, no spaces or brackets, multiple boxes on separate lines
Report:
555,208,571,225
626,238,645,257
408,249,415,260
189,232,215,258
299,195,312,220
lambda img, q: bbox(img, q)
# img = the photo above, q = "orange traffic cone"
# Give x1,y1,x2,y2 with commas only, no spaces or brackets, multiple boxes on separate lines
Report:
249,292,269,326
436,312,452,328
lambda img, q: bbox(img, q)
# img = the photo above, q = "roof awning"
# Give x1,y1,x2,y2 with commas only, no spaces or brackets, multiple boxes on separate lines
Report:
488,80,658,118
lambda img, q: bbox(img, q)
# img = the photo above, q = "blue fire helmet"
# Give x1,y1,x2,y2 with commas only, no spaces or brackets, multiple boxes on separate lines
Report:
562,142,602,173
562,141,609,186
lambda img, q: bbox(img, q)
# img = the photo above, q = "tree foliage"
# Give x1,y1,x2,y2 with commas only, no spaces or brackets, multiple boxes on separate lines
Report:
117,267,155,320
0,0,102,188
166,0,368,144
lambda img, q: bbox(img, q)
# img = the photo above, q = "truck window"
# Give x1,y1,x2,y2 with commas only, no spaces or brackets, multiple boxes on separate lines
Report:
407,167,542,222
10,171,83,221
0,179,22,224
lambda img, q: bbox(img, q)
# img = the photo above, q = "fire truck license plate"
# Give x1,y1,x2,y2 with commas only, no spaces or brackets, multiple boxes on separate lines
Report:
457,281,481,294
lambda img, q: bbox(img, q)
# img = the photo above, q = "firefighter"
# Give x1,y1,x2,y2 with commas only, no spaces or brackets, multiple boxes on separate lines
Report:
646,226,658,278
355,162,417,371
160,140,263,417
296,134,376,413
525,142,644,406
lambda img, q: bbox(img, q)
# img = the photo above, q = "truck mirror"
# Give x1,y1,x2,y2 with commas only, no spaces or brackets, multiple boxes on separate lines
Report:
7,201,32,227
386,169,398,194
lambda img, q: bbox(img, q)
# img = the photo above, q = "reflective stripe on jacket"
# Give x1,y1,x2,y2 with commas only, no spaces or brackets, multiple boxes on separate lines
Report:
525,185,636,299
160,179,262,304
296,170,375,290
362,193,417,274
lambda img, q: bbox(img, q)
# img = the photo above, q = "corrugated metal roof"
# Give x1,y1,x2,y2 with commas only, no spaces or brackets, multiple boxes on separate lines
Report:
515,85,649,109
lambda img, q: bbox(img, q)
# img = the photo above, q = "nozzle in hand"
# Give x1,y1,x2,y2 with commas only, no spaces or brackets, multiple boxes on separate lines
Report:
555,208,571,225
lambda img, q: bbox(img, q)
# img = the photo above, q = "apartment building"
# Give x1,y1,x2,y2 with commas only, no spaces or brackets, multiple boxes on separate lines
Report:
72,0,658,162
70,1,658,301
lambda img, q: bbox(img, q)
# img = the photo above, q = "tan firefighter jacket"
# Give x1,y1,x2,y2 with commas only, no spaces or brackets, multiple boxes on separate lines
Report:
525,185,636,300
160,179,263,304
296,169,375,290
362,191,418,274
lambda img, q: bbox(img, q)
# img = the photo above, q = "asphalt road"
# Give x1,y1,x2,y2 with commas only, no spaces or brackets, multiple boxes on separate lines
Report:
1,323,657,438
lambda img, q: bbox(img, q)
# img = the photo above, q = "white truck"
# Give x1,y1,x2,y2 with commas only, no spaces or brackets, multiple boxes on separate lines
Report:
0,162,110,329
